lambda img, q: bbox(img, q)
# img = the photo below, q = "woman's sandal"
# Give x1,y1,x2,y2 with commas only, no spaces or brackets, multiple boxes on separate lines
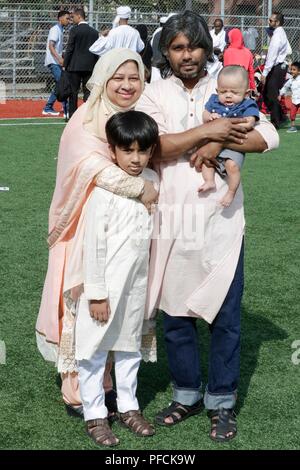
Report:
208,408,237,442
86,418,120,447
119,410,155,437
155,400,203,427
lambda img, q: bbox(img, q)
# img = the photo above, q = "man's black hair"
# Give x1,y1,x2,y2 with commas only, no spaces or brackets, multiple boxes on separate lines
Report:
272,12,284,25
73,8,86,20
214,18,224,27
105,111,159,152
58,10,70,20
158,10,213,79
291,61,300,70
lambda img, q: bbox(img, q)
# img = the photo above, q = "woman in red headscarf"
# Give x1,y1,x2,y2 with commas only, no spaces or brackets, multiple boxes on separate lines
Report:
223,28,256,90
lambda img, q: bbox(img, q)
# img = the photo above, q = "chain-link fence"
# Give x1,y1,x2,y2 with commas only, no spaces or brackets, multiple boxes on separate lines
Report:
0,0,299,99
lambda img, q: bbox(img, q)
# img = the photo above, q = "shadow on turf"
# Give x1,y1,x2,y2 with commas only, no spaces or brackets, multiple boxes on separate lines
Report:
54,310,287,416
138,309,288,414
237,309,288,413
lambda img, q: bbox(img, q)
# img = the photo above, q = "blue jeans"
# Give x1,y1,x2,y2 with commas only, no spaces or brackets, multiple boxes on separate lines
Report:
163,241,244,410
44,64,68,113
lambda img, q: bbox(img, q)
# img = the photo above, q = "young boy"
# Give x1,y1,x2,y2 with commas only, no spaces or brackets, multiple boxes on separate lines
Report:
279,61,300,133
201,65,260,207
75,111,159,447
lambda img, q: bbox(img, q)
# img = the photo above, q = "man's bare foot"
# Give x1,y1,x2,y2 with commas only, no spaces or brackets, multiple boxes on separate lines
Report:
219,190,235,207
198,181,216,193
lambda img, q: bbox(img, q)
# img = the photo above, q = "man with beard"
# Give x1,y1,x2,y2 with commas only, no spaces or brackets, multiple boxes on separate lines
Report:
210,18,226,57
261,12,290,128
137,11,279,442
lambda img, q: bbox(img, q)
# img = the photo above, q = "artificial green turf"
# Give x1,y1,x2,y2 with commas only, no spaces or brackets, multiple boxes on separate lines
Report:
0,120,299,450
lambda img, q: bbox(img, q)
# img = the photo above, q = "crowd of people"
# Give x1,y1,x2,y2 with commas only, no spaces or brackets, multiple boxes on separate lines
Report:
37,8,282,448
42,7,298,131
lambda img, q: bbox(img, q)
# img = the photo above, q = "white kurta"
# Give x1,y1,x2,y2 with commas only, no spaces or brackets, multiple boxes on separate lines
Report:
210,28,227,52
89,25,144,56
136,75,279,323
75,168,159,360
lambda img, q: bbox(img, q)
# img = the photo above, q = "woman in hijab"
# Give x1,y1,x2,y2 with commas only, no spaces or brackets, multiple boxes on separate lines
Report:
36,49,158,414
223,28,256,90
135,24,153,82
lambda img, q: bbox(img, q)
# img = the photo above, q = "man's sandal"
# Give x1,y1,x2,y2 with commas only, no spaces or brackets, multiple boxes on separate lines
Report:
86,418,120,447
208,408,237,442
155,400,203,427
119,410,155,437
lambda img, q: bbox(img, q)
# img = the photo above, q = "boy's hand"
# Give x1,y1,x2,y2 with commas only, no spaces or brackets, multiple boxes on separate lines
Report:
139,180,159,213
89,299,111,323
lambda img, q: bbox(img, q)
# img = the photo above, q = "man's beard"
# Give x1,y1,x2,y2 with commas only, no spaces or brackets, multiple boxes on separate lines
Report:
173,61,206,80
176,70,200,79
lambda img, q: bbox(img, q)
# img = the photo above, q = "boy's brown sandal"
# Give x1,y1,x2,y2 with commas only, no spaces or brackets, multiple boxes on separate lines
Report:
119,410,155,436
86,418,120,447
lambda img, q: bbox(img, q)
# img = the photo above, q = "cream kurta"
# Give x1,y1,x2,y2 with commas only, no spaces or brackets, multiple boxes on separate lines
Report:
75,168,159,361
137,75,279,323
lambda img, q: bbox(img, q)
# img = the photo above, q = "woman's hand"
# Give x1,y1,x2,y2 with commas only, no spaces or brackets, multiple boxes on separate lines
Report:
89,299,111,323
203,117,248,144
139,180,159,213
190,142,223,172
47,227,61,247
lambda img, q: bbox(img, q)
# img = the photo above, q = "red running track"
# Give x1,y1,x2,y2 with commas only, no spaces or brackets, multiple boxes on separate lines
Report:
0,98,298,120
0,99,83,119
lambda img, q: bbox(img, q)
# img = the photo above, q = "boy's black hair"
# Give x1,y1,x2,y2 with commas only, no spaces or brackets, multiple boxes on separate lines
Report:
291,61,300,70
58,10,70,20
105,111,159,152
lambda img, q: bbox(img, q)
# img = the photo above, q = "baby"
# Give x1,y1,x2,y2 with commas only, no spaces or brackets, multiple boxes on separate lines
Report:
202,65,260,207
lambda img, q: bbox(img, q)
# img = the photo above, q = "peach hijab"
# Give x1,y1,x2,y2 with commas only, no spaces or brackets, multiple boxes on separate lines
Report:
36,49,144,358
48,48,145,247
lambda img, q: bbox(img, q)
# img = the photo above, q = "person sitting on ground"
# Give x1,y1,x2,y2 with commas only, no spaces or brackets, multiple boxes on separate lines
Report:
201,65,260,207
279,61,300,133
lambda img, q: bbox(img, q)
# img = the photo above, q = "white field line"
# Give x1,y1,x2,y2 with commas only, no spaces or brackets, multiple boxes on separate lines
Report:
0,121,65,126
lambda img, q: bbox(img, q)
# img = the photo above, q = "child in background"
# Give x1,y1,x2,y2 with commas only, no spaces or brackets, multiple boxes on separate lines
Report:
75,111,159,447
279,61,300,133
202,65,260,207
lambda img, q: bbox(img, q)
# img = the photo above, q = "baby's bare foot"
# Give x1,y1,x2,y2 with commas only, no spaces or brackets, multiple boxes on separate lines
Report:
219,190,235,207
198,182,216,193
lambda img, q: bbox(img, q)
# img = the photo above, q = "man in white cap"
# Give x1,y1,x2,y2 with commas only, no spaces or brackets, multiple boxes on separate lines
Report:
89,6,144,56
151,14,176,83
151,16,168,48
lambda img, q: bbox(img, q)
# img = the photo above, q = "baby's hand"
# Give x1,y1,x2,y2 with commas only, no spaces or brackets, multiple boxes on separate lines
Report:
210,112,221,120
89,299,111,323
